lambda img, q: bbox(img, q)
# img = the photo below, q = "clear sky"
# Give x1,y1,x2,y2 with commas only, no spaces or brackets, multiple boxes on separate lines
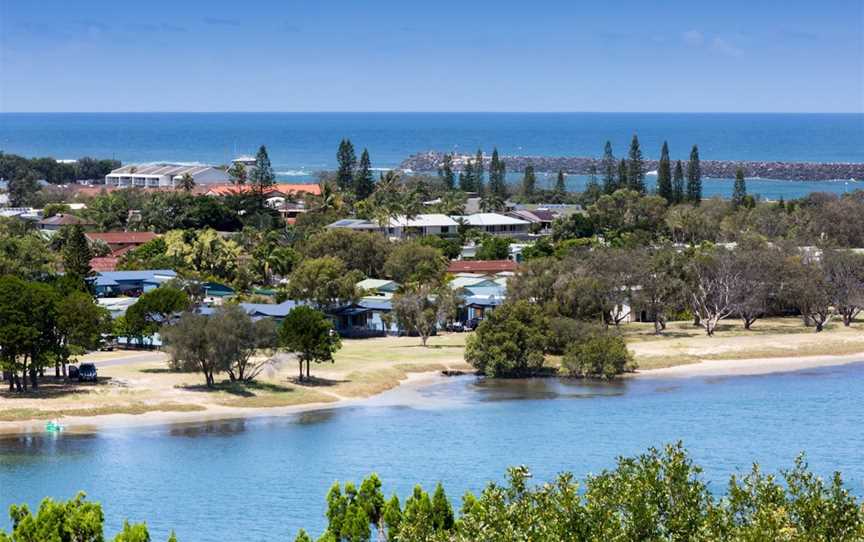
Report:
1,0,862,113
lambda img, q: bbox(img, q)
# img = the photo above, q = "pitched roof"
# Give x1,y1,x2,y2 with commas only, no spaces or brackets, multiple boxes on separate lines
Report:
447,260,518,274
86,232,159,244
89,257,119,272
389,214,459,228
458,213,530,227
38,213,94,227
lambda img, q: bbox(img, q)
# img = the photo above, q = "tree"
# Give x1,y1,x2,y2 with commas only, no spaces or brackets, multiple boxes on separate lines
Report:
731,244,785,330
0,278,59,391
627,134,645,194
438,153,455,190
205,304,278,382
583,164,602,204
286,256,362,309
823,249,864,326
601,141,617,194
62,224,93,286
459,159,475,192
248,145,275,203
336,139,357,192
465,300,548,377
562,332,635,379
383,242,447,285
656,141,673,202
521,165,536,200
391,284,457,346
279,306,341,381
786,256,834,332
686,145,702,205
685,248,741,336
178,172,195,192
354,148,375,200
633,247,686,334
475,236,511,260
617,158,628,194
55,291,112,377
553,170,566,202
487,148,507,199
731,167,747,209
473,149,485,195
8,175,39,207
301,229,392,278
125,287,190,341
227,161,247,186
672,160,685,204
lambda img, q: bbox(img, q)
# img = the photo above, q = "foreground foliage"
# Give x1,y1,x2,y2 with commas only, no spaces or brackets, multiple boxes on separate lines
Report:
298,443,864,542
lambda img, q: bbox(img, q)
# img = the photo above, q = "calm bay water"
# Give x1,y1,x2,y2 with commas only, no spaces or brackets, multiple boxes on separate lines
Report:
1,113,863,198
2,363,864,541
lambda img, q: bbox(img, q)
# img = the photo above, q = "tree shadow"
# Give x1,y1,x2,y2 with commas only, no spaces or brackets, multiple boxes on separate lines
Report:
287,376,348,388
139,368,183,374
0,376,112,399
178,380,298,397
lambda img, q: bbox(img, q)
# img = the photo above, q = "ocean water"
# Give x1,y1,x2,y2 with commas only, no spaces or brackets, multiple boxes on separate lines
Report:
2,363,864,541
1,113,862,198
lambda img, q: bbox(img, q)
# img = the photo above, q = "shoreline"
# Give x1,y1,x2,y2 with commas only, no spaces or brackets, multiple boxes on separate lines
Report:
2,353,863,437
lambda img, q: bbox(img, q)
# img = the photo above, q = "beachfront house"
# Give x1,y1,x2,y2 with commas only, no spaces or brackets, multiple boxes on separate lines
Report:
457,213,531,238
105,164,229,189
92,269,178,297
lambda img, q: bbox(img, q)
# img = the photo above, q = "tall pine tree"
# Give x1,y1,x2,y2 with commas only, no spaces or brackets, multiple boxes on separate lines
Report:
584,164,602,203
336,139,357,192
731,167,747,209
656,141,673,202
553,169,567,202
627,134,645,194
601,141,617,194
473,149,485,195
488,148,507,198
249,145,275,204
62,224,93,286
439,154,455,190
459,159,475,192
672,160,685,204
354,149,375,200
617,159,628,193
686,145,702,205
521,165,536,200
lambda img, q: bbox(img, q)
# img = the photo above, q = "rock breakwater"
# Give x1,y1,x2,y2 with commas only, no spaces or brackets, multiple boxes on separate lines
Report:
400,151,864,181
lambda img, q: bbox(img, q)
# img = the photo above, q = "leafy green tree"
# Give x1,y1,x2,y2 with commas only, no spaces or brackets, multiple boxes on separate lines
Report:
521,166,536,200
475,236,511,260
627,134,645,194
465,300,549,377
430,483,454,532
731,166,747,209
205,304,278,382
672,159,685,204
656,141,673,202
617,158,628,194
438,153,455,190
8,175,40,207
113,520,151,542
391,284,457,346
487,148,507,199
561,333,635,379
686,144,702,205
601,141,617,194
301,229,391,278
125,286,190,341
353,149,375,200
55,291,112,376
62,224,93,286
286,256,362,309
383,242,447,285
473,149,485,195
582,164,602,204
0,278,58,391
336,139,357,192
382,495,402,542
279,306,341,380
249,145,275,203
227,161,247,185
552,169,566,202
293,529,312,542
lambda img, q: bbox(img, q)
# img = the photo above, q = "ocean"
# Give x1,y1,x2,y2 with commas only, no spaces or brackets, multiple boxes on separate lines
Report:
1,112,862,198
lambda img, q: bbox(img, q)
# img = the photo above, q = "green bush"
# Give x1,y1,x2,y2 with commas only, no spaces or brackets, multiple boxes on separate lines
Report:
561,333,636,379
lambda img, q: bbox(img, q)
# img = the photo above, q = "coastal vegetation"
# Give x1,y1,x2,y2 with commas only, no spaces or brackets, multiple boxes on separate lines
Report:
7,444,862,541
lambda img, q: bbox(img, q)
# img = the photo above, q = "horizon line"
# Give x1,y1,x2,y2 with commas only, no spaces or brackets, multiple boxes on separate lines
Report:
1,111,862,115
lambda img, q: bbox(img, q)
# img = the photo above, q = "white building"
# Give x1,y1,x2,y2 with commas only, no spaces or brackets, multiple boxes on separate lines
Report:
105,164,229,189
458,213,531,237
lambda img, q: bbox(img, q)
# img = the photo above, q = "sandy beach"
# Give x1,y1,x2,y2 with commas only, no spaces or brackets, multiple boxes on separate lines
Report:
638,352,864,378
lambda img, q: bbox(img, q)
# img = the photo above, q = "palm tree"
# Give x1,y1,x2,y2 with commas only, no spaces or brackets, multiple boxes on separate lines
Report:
178,173,195,192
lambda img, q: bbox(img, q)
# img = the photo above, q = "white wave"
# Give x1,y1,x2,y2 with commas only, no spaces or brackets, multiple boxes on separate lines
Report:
276,170,311,176
645,170,658,176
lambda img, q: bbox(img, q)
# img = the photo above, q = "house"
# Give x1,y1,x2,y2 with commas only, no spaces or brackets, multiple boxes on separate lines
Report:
447,260,518,275
89,256,121,272
86,231,159,256
507,209,559,233
97,297,139,318
326,218,382,233
92,269,177,297
38,213,95,231
105,164,229,189
198,300,302,323
331,296,398,337
357,278,400,295
386,214,459,238
458,213,531,237
203,183,322,198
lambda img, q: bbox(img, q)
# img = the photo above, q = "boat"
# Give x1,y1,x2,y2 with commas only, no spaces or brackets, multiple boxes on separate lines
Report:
45,420,63,433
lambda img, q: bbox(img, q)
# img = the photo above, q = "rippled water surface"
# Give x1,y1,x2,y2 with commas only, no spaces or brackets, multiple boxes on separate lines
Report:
2,363,864,541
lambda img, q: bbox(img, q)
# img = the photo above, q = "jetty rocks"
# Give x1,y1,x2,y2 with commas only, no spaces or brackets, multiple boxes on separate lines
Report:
400,151,864,182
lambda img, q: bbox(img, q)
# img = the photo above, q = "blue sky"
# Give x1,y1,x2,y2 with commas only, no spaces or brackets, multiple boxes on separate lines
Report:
0,0,861,113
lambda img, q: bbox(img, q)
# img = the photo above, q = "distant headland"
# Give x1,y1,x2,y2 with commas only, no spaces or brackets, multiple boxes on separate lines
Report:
400,151,864,181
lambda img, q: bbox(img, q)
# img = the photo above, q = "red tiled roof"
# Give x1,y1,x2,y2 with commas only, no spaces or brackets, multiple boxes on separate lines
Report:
89,257,119,272
109,245,136,258
448,260,518,274
204,183,323,197
86,232,159,245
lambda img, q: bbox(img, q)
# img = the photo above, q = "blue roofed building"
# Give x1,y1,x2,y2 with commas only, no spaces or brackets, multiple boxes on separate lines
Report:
93,270,178,297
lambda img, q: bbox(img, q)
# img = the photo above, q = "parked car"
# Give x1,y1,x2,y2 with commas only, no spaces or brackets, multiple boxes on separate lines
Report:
67,365,79,380
446,321,465,332
77,363,98,383
465,318,482,331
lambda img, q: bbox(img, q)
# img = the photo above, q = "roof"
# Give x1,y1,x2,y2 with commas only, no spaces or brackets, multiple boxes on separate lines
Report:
90,257,120,272
509,209,558,222
357,278,399,292
327,219,381,230
449,276,498,290
448,260,519,274
205,183,322,197
463,295,506,308
458,213,530,227
38,213,94,227
86,232,158,245
389,214,459,228
108,164,217,177
93,269,177,287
